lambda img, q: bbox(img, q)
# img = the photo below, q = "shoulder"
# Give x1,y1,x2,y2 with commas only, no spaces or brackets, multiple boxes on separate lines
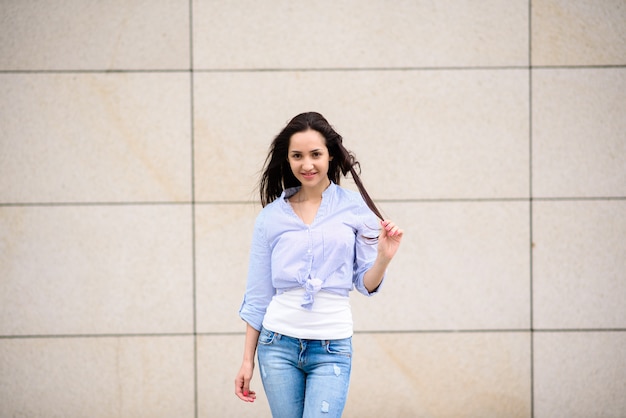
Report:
257,197,283,220
333,185,379,229
333,184,367,208
254,192,291,228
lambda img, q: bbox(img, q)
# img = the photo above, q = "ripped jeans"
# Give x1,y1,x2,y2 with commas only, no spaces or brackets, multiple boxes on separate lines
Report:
257,327,352,418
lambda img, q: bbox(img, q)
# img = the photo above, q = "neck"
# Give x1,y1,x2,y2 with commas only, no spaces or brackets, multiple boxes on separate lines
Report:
296,180,331,202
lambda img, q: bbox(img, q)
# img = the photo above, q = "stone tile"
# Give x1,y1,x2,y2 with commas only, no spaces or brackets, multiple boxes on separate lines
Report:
0,205,194,335
533,200,626,329
193,0,528,69
351,201,531,331
532,68,626,198
0,73,192,204
0,336,195,417
0,0,189,70
345,332,531,417
195,203,259,333
194,70,529,202
534,332,626,417
532,0,626,66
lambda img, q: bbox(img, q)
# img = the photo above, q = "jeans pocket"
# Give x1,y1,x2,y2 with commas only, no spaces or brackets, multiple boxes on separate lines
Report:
324,337,352,357
258,327,277,346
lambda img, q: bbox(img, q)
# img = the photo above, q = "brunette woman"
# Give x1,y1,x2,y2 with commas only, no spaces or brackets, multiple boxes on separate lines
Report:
235,112,403,417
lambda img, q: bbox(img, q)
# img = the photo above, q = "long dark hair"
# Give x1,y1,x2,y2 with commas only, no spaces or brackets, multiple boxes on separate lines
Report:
259,112,383,220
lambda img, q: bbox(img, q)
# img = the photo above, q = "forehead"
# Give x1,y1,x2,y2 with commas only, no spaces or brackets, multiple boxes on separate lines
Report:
288,129,327,151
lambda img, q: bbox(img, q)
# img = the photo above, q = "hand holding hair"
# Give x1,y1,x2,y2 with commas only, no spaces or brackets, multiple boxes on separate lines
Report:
378,219,403,261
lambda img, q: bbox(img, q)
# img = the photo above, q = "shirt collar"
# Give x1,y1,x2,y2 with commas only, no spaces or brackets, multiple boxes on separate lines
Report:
282,181,337,201
280,182,337,222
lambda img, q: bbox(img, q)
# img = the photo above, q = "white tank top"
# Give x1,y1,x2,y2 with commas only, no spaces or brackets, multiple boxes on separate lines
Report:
262,288,353,340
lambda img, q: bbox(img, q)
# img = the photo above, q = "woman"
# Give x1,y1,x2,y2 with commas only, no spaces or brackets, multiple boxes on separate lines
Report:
235,112,403,417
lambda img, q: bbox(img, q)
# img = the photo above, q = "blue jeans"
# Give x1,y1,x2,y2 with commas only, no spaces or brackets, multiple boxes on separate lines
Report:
257,327,352,418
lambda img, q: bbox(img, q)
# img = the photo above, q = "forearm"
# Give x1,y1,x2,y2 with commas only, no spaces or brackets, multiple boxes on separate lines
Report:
236,323,261,402
363,254,391,293
242,323,260,363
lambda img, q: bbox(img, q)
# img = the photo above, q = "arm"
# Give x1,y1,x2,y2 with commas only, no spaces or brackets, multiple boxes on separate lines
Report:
363,219,403,293
236,211,273,402
235,323,261,402
238,211,274,331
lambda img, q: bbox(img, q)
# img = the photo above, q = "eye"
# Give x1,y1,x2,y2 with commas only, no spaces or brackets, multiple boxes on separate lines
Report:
290,153,302,160
312,151,322,158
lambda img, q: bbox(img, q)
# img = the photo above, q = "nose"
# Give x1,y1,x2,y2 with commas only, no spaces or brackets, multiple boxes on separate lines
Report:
302,158,314,171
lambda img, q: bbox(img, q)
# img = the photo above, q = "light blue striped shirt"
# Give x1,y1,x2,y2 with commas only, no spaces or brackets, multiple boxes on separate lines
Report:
239,182,384,331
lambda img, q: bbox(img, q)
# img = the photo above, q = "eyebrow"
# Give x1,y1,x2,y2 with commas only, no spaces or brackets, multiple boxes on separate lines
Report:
290,148,323,153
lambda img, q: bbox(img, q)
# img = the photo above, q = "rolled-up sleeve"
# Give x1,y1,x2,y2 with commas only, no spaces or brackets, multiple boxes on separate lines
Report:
353,207,385,296
238,212,275,331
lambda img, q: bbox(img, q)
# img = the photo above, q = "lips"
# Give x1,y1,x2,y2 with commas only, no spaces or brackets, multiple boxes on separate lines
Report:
301,172,317,180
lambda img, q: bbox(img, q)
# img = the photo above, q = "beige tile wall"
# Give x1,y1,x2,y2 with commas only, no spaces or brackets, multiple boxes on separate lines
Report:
1,0,624,417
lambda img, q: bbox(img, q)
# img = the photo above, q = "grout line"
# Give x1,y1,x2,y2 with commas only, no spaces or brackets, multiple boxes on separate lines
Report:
355,328,626,334
0,201,194,207
373,196,626,203
191,64,626,73
3,328,625,340
0,69,188,74
353,328,626,334
194,66,529,73
1,196,625,208
527,196,626,201
533,328,626,333
189,1,199,416
1,64,624,76
528,2,535,416
526,64,626,70
0,333,196,339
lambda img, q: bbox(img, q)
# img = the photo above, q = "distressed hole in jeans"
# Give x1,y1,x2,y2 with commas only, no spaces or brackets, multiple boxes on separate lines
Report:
333,364,341,376
321,400,330,413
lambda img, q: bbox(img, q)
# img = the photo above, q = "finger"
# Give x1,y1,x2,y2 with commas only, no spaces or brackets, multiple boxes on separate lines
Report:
235,388,255,402
242,382,255,402
380,220,392,236
381,220,401,237
235,378,244,398
235,378,251,402
240,390,256,402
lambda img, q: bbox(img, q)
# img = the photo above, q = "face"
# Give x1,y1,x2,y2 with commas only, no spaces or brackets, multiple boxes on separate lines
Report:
287,129,333,190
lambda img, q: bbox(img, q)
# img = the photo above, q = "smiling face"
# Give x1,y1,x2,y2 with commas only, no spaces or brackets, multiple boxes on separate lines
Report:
287,129,334,191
